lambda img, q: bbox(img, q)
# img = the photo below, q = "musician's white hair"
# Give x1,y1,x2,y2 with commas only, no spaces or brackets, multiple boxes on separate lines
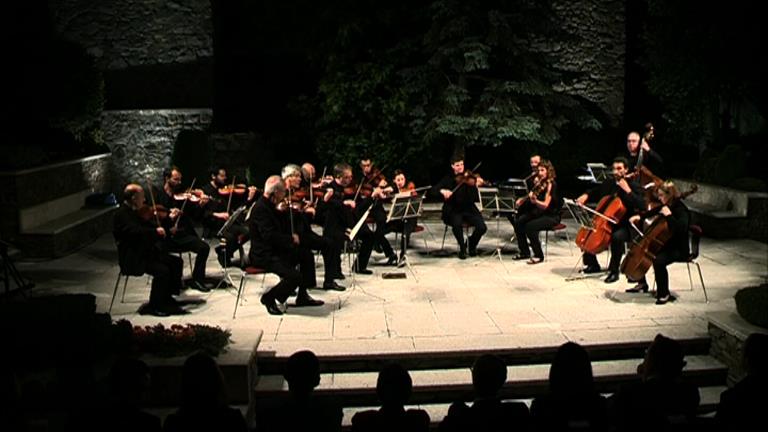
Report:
281,164,301,179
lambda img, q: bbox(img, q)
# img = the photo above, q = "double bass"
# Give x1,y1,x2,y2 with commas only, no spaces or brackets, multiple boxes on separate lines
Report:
620,185,698,281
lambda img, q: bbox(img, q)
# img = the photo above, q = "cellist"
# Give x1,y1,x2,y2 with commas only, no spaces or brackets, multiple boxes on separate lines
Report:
575,157,644,283
625,181,690,304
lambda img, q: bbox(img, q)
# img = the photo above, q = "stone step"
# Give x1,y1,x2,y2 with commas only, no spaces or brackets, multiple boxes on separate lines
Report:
19,206,118,257
253,355,726,408
256,337,711,375
338,385,727,430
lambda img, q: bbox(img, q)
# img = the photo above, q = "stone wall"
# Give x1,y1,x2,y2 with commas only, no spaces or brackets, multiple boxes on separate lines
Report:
102,109,213,189
550,0,626,124
51,0,212,70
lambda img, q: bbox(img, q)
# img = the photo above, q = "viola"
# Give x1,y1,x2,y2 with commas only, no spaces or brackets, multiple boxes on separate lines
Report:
219,184,248,195
137,204,169,222
620,185,698,281
174,188,208,203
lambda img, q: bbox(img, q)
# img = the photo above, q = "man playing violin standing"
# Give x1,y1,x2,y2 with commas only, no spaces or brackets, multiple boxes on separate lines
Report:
433,156,488,259
201,166,253,268
512,160,562,264
323,163,375,276
358,158,399,266
625,181,690,304
575,157,644,283
282,164,344,294
113,184,186,316
155,167,211,292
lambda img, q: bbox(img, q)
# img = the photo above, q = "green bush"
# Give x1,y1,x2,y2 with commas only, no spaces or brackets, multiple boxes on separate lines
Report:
735,284,768,328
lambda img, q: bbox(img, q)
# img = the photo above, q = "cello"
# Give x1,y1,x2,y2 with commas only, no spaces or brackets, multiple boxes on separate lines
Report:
574,191,627,255
620,184,698,281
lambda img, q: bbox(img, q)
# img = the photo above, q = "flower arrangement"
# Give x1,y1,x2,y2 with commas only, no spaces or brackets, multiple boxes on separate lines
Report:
114,320,232,357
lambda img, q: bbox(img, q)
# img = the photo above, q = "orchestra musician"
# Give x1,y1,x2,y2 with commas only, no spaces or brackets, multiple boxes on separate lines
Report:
248,176,320,315
526,154,542,190
359,158,398,266
155,167,211,292
625,181,690,304
322,163,375,275
201,166,252,267
385,169,418,266
511,160,562,264
575,157,644,283
433,155,487,259
113,184,186,316
282,164,345,292
626,128,663,171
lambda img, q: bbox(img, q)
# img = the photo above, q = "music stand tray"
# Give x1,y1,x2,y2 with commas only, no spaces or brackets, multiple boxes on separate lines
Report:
384,192,424,280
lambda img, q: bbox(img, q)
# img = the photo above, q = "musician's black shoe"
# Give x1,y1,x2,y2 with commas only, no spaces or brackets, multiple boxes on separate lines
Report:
655,295,676,305
140,302,187,317
582,265,602,274
261,296,284,315
374,243,383,253
354,268,373,275
468,248,478,257
295,294,324,307
625,283,649,293
512,254,531,261
322,281,347,291
604,272,620,283
458,250,467,260
385,255,398,266
188,280,211,293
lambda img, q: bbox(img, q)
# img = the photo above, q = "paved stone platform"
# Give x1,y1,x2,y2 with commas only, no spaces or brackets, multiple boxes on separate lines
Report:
15,220,768,358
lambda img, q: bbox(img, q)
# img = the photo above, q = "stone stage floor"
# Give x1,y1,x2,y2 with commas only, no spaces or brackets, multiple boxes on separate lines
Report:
15,221,768,358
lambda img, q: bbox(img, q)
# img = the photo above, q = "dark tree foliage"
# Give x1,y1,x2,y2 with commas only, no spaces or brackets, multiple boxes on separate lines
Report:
305,0,601,169
640,0,767,149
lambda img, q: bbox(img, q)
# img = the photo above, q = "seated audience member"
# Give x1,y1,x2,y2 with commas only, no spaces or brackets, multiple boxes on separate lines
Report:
530,342,607,431
101,357,161,432
257,350,342,432
163,352,247,432
610,334,700,431
439,354,529,432
716,333,768,431
351,363,430,432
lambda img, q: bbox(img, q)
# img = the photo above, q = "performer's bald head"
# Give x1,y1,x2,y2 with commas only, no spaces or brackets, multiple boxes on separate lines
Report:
123,184,145,207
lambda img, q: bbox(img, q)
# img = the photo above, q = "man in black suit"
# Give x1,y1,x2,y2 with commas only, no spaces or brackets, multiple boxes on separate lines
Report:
112,184,185,316
248,176,323,315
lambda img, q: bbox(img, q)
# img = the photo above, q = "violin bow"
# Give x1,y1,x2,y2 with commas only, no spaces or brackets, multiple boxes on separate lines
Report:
174,178,196,231
450,161,483,194
313,166,328,207
226,176,236,215
145,177,162,227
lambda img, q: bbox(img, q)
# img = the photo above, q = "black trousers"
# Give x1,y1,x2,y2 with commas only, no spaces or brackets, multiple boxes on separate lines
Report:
298,228,333,287
514,212,559,259
445,208,487,251
583,225,631,273
254,254,301,304
368,201,396,258
145,253,183,306
639,248,685,298
387,217,417,257
162,232,210,282
323,204,374,273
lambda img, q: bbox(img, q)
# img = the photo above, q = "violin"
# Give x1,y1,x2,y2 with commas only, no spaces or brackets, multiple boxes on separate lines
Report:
174,188,208,203
516,177,551,211
219,184,248,195
137,204,169,222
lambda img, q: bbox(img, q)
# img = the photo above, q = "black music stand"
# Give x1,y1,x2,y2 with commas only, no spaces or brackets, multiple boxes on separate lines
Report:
384,191,424,281
1,239,34,297
578,163,611,184
477,187,517,269
214,205,247,290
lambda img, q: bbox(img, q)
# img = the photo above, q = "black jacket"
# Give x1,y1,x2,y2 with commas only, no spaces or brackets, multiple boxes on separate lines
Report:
586,178,645,224
247,196,295,264
112,204,161,275
432,173,481,221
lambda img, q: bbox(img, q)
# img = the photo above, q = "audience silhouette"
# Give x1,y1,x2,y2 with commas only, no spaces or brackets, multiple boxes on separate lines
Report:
163,352,247,432
439,354,529,432
715,333,768,431
99,357,161,432
530,342,607,431
351,363,430,432
256,350,342,431
610,334,700,431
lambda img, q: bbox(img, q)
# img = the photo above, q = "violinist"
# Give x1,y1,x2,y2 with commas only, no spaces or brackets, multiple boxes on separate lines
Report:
526,154,542,190
385,169,418,266
155,167,211,292
112,184,186,316
201,166,251,267
432,156,488,259
300,162,331,226
625,181,690,304
248,176,313,315
322,163,374,276
626,128,663,172
511,160,561,264
575,157,644,283
282,164,344,293
359,158,398,266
